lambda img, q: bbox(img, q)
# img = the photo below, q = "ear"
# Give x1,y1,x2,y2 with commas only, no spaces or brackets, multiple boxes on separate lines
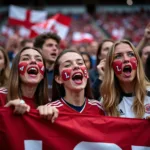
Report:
55,75,63,84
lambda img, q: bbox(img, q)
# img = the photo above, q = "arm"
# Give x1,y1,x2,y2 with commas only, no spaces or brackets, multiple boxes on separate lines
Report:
92,59,105,100
136,23,150,53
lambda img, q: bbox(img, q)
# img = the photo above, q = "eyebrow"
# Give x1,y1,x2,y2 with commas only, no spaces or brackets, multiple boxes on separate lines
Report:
63,59,83,63
21,54,42,58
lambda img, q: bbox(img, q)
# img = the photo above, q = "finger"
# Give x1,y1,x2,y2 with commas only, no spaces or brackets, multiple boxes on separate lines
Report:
4,101,12,107
51,108,59,123
43,106,48,119
14,104,28,114
37,106,44,115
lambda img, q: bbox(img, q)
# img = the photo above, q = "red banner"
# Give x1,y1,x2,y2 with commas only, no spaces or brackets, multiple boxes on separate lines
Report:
0,108,150,150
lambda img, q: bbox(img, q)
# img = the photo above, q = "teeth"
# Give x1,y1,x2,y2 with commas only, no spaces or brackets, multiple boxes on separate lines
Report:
30,68,37,71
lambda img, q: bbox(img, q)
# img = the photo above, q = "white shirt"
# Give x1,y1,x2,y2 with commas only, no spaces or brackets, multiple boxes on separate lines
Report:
118,87,150,118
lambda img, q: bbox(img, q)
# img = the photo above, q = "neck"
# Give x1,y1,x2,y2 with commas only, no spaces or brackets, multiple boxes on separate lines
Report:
64,89,85,106
21,84,37,98
120,82,135,94
46,61,54,71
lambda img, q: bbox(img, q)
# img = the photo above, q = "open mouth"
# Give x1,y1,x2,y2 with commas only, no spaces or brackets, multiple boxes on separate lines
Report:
51,53,57,57
72,72,83,84
123,65,132,77
123,65,132,73
27,67,38,75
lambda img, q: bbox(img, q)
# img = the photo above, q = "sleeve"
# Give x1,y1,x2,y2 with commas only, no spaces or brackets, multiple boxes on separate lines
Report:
0,93,7,107
92,78,102,100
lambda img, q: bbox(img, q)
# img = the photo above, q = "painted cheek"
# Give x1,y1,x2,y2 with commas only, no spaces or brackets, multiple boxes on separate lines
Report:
61,69,72,81
37,62,45,76
112,60,123,75
18,62,28,75
130,57,137,70
80,66,89,78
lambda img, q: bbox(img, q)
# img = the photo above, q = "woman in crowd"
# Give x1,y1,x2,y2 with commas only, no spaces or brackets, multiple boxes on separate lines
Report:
0,47,57,120
39,49,104,115
89,39,114,99
101,39,150,118
80,51,92,70
0,46,10,88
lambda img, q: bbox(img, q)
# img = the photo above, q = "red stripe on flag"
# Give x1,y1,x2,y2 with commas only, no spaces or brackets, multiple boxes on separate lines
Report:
52,14,71,26
8,18,33,28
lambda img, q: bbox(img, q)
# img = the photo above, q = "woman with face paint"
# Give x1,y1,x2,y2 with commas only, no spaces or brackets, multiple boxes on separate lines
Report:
41,49,104,115
101,39,150,119
0,47,57,119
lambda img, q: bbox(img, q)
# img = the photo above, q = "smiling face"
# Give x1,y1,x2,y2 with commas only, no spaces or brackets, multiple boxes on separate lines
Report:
112,43,137,84
19,49,45,85
55,52,88,92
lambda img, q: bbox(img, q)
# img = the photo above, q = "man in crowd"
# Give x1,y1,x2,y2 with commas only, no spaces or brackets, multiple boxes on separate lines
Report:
34,32,61,100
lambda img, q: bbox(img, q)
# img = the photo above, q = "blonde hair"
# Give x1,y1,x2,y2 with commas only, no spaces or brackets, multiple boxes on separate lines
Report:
101,39,150,118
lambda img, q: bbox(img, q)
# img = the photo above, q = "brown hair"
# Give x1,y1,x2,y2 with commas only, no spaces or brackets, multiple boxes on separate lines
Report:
101,39,150,118
0,46,10,88
96,39,114,66
7,47,48,106
52,49,93,101
34,32,61,49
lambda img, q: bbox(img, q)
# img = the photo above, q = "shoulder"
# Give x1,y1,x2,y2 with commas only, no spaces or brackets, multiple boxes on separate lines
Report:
87,99,104,110
0,88,8,94
47,100,64,108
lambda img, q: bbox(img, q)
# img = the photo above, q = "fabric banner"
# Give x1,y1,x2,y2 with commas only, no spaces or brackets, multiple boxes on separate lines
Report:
0,108,150,150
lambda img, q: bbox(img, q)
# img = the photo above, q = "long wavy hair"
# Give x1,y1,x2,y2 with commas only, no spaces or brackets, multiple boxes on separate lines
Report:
52,49,93,101
7,47,48,106
0,47,10,88
101,39,150,118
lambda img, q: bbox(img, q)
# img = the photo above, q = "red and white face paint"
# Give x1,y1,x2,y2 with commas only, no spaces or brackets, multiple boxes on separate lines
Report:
18,62,45,76
37,62,45,76
18,62,28,75
80,66,89,78
61,69,72,81
112,57,137,75
130,57,137,70
61,66,89,81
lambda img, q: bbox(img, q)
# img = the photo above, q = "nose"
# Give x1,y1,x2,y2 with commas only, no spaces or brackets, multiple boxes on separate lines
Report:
123,54,130,63
30,58,37,64
73,63,80,70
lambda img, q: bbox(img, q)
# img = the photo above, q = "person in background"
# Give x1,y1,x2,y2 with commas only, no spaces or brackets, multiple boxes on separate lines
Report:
80,51,92,70
89,39,114,99
137,23,150,67
101,39,150,119
19,39,34,49
34,32,61,100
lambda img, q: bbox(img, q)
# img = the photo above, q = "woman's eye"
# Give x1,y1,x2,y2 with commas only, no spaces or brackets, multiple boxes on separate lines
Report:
22,58,29,61
78,62,84,65
128,52,135,57
64,64,71,67
36,59,42,62
114,55,121,59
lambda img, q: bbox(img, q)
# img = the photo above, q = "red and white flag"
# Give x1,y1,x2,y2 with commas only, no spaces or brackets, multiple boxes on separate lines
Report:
1,25,15,37
30,13,71,40
72,32,94,44
8,5,48,28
